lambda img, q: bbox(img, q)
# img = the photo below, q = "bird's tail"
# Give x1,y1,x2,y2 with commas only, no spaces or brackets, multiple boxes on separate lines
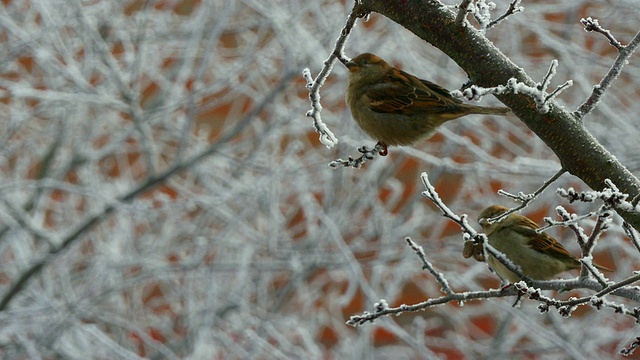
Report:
467,105,510,116
594,263,613,272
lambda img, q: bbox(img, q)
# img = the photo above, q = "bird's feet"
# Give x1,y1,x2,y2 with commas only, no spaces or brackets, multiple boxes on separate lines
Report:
376,141,388,156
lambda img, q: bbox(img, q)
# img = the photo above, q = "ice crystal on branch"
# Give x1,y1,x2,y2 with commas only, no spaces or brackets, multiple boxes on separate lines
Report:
557,179,640,213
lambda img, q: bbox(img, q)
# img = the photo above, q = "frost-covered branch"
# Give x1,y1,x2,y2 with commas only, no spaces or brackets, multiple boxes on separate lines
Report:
620,337,640,357
485,0,523,29
405,237,454,296
451,83,508,101
585,210,612,255
328,142,385,168
574,19,640,120
456,0,522,30
516,273,640,321
471,0,523,30
623,222,640,255
303,2,370,149
581,17,622,51
453,60,572,114
349,270,640,327
556,179,640,213
490,168,566,223
347,287,516,326
506,60,573,114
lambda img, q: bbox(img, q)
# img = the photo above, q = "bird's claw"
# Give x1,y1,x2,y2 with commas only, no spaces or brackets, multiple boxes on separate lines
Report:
376,142,388,156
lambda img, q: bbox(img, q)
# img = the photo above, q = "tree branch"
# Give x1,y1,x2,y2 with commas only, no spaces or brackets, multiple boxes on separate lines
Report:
359,0,640,231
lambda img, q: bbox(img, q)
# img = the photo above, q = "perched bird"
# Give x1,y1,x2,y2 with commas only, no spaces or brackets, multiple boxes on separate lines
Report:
476,205,611,283
345,53,509,154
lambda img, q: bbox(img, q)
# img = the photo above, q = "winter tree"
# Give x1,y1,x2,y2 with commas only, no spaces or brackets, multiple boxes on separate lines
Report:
1,0,639,358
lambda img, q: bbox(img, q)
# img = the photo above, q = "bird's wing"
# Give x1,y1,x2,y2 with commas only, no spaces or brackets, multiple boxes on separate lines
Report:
510,221,576,260
364,70,461,115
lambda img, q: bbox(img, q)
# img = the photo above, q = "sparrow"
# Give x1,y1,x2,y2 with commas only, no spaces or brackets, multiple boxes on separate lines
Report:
345,53,509,154
476,205,611,283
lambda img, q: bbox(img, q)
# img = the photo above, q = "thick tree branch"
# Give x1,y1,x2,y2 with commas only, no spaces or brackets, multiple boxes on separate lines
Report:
359,0,640,230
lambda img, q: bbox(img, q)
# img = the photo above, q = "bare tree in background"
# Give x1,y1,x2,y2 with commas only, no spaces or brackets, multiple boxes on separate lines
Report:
1,0,640,358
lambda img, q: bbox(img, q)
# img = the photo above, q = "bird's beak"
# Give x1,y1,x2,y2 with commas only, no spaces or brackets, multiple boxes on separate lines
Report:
345,60,359,72
478,217,488,226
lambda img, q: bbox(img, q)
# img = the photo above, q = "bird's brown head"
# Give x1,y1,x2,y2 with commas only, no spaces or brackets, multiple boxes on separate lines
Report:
345,53,391,83
477,205,510,234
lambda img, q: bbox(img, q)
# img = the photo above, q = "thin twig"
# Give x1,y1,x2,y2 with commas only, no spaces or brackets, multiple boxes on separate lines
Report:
504,60,573,114
574,19,640,120
517,273,640,321
486,0,523,29
329,143,385,168
494,168,566,222
347,287,517,326
581,17,622,49
303,2,370,148
544,80,573,102
623,222,640,254
406,237,454,296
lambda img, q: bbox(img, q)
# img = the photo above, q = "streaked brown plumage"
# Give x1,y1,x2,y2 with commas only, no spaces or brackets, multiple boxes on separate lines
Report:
345,53,509,149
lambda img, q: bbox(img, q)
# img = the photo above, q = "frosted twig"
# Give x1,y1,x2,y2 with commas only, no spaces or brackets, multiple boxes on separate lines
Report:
539,207,595,233
623,222,640,255
458,60,572,113
580,259,609,287
516,273,640,322
493,168,566,222
556,179,640,213
544,206,590,240
456,0,522,30
347,287,517,326
303,2,370,148
471,0,495,29
451,83,510,101
585,209,612,255
472,0,523,30
544,80,573,103
581,17,621,49
329,142,385,169
574,19,640,120
505,60,573,114
406,237,454,296
486,0,524,29
620,337,640,356
349,272,640,326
